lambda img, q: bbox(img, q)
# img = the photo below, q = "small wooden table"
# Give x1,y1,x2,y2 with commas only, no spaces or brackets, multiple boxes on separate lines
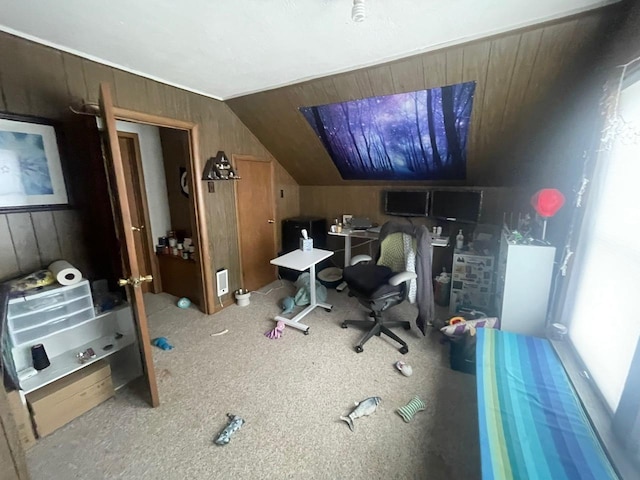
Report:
269,248,334,334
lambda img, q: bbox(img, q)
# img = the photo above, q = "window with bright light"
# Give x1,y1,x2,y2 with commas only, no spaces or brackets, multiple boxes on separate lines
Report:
567,77,640,412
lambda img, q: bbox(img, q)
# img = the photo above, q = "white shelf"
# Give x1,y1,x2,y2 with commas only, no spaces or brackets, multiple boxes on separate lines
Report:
19,332,136,394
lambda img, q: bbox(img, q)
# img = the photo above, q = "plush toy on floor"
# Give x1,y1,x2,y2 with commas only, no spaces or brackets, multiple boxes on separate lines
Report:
265,320,286,339
151,337,173,350
396,396,426,423
214,414,245,445
281,296,295,314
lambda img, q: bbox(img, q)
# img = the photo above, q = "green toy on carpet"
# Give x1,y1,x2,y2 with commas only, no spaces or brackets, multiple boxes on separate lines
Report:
396,396,426,423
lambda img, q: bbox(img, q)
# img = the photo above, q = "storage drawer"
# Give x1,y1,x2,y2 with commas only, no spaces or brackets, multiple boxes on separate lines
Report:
10,307,95,346
9,295,93,333
9,282,91,318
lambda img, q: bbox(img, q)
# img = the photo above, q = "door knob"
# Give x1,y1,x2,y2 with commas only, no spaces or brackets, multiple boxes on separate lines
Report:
131,225,145,232
118,275,153,287
267,219,275,224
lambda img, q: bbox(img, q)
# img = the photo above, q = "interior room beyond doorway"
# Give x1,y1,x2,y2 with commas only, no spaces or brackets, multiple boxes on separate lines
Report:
111,120,203,311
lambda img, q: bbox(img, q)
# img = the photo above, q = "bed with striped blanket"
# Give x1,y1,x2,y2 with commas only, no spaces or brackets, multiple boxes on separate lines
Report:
476,328,618,479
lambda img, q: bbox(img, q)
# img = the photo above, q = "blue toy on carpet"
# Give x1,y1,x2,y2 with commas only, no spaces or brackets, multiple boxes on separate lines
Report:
151,337,173,350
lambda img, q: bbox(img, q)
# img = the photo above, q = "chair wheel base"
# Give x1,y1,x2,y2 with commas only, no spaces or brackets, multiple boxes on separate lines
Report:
341,322,348,329
355,345,363,353
304,328,310,335
399,346,409,355
403,324,411,330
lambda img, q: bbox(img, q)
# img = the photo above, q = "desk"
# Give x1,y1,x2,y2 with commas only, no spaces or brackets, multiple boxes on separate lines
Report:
270,248,334,334
329,228,449,290
328,228,379,267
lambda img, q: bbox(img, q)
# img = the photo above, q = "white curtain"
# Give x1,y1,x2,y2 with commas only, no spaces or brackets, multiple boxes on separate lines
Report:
564,75,640,412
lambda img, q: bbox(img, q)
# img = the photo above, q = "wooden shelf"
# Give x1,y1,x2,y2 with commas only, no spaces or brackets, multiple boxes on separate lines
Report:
156,252,195,263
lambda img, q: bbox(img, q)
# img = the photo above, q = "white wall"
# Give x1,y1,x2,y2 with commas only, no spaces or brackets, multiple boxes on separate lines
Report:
97,119,171,244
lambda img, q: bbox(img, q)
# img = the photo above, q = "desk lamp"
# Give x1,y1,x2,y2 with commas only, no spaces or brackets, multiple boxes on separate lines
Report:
530,188,565,241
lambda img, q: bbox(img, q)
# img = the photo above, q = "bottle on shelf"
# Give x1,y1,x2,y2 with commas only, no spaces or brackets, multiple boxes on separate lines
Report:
456,229,464,249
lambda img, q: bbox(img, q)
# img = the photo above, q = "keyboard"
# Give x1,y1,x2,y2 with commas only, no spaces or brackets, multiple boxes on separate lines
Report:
366,226,381,234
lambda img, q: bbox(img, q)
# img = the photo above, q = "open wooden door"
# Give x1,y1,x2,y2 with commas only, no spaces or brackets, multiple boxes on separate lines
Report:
99,83,159,407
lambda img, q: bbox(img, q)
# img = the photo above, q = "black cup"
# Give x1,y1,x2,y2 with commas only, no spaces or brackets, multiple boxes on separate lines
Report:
31,344,50,370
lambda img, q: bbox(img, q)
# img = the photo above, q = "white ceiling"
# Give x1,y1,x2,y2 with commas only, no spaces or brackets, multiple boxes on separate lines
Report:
0,0,617,100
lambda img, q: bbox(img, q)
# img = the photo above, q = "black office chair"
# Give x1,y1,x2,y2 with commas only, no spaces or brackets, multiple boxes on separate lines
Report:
341,227,418,354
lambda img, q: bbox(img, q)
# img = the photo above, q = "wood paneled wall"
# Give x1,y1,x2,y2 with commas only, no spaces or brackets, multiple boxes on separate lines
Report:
0,32,300,299
227,9,612,187
0,210,91,283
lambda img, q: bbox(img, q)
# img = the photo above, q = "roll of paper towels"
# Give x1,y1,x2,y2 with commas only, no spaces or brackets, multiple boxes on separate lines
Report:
48,260,82,286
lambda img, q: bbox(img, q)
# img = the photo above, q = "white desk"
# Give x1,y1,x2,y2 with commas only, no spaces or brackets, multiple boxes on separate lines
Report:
328,228,379,267
329,227,449,290
270,248,334,334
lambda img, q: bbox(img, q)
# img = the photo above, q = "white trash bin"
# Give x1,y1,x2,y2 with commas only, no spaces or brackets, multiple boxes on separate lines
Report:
235,289,251,307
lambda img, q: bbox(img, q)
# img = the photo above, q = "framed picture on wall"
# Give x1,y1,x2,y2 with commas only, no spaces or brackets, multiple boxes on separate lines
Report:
0,113,69,213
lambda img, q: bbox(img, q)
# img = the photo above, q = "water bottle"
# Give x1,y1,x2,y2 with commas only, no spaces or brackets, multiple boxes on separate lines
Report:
456,229,464,249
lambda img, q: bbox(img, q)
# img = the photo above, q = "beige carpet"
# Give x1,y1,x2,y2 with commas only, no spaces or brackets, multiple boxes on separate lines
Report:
26,281,480,479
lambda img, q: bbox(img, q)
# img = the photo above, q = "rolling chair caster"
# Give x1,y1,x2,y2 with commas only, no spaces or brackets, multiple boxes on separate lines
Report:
355,345,363,353
341,322,348,329
399,346,408,355
304,328,310,335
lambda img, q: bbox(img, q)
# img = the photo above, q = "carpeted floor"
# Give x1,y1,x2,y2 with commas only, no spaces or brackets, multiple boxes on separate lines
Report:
25,281,480,479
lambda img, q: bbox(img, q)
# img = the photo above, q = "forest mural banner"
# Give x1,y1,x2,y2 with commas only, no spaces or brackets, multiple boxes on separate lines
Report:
300,81,475,180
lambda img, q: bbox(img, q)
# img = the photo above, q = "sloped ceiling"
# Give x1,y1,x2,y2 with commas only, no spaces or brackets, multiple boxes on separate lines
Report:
0,0,617,100
227,10,612,186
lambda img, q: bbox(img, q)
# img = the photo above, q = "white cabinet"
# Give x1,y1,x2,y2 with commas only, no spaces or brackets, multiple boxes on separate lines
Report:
4,280,141,393
495,232,555,337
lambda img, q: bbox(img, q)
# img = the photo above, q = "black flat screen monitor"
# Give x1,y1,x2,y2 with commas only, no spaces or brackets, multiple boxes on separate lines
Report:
430,190,482,223
384,190,429,217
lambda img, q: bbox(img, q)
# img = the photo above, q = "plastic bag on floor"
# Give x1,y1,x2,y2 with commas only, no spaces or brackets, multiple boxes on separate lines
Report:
293,272,327,306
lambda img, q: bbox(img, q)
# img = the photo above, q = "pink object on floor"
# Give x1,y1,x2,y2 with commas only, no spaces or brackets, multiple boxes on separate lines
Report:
265,320,286,339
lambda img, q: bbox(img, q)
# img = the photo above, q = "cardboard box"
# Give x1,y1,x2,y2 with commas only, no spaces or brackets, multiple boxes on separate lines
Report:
27,360,114,437
6,390,36,450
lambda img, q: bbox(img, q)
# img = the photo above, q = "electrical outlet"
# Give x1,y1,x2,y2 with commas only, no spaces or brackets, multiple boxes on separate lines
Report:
280,189,284,198
216,269,229,296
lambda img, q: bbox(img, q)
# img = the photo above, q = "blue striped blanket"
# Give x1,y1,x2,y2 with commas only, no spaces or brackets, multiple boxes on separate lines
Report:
476,328,618,479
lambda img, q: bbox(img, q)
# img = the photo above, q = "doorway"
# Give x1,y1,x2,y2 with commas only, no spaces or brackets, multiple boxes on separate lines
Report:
112,121,205,311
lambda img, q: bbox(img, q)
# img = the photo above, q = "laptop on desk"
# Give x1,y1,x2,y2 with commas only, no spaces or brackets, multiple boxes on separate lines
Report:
350,217,372,230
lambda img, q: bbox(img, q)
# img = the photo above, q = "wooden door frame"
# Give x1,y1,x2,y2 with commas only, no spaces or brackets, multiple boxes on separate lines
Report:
0,389,28,480
111,107,214,314
117,131,162,294
232,154,277,289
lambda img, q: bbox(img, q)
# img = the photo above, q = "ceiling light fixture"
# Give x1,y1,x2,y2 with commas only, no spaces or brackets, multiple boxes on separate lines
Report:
352,0,365,22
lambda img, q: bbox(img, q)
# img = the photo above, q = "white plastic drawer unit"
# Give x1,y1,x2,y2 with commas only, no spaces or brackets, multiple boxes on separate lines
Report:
9,295,93,332
7,280,95,346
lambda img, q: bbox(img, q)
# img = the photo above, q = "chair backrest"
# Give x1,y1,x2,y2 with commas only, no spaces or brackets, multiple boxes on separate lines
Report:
376,230,417,273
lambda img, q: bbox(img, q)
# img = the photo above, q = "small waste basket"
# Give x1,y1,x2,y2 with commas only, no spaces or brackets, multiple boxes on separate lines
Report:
235,289,251,307
434,269,451,306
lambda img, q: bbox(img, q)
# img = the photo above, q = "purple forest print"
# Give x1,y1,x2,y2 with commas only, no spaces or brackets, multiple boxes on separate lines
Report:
300,82,475,180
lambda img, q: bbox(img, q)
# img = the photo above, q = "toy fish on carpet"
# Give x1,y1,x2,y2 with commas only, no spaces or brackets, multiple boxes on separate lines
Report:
340,396,381,432
214,414,245,445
